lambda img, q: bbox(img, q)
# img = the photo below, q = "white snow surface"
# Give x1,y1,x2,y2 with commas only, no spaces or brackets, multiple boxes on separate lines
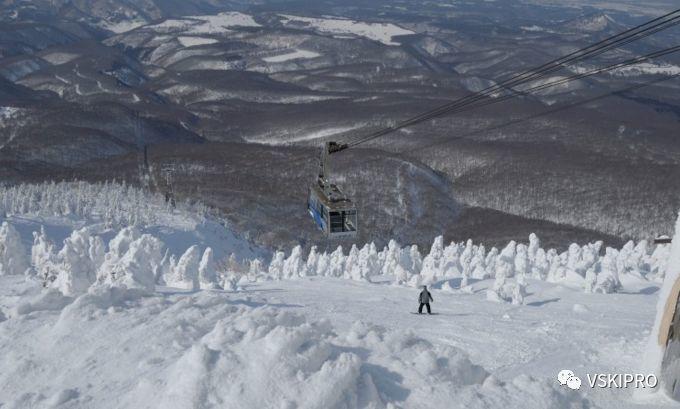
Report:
0,181,678,408
569,62,680,78
262,49,321,63
148,12,260,36
247,124,363,145
39,52,80,66
178,36,219,47
279,14,415,46
0,263,669,408
100,19,148,34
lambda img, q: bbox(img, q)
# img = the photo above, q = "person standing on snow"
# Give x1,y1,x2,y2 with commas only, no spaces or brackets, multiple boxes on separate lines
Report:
418,285,434,314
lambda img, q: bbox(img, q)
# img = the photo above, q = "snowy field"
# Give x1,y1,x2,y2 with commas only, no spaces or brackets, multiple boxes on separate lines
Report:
0,181,678,408
146,12,260,36
0,272,674,408
279,15,415,46
262,49,322,63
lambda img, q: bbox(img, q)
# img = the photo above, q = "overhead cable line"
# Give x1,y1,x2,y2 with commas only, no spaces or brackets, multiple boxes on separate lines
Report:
345,9,680,148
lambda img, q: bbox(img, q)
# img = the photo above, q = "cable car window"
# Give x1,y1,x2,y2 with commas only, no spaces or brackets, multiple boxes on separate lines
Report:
329,212,344,233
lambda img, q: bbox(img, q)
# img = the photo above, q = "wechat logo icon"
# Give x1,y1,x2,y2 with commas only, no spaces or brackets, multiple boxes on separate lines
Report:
557,369,582,390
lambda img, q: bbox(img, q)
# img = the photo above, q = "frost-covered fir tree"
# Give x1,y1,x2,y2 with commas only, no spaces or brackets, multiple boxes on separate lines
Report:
0,221,29,276
344,245,360,280
328,246,345,277
528,233,540,264
167,245,201,290
283,245,306,279
306,246,319,277
484,247,499,279
514,244,529,278
97,234,164,292
316,251,330,277
52,228,99,295
441,241,462,277
408,245,422,275
531,248,549,280
584,264,598,293
471,247,488,280
421,236,444,284
198,247,220,289
382,240,401,276
268,251,285,280
247,259,265,281
32,226,59,284
597,247,622,293
352,243,379,282
650,241,670,282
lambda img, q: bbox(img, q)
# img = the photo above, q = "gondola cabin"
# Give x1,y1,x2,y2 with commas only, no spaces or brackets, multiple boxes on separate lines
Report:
307,141,358,238
308,180,357,238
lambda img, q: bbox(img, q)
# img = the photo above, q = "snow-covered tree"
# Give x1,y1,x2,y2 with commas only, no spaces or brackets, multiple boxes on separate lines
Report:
31,226,59,284
167,245,201,290
382,240,401,275
531,248,549,280
52,228,98,296
268,251,286,280
0,221,29,276
421,236,444,284
484,247,499,279
650,242,670,281
97,234,164,292
315,251,330,277
283,245,306,279
528,233,540,264
306,246,319,276
344,245,360,280
514,244,529,278
441,241,462,277
407,245,422,275
0,181,208,229
597,247,622,293
328,246,345,277
198,247,220,289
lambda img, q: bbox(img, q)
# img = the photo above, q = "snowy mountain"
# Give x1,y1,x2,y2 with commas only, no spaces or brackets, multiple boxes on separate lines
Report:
2,0,679,250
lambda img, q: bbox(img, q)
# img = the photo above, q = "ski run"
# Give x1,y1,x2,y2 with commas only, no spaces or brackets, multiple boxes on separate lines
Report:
0,181,678,409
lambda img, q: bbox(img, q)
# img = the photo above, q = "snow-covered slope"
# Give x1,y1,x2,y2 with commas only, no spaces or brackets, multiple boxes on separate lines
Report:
279,15,415,46
0,181,677,408
0,181,264,267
